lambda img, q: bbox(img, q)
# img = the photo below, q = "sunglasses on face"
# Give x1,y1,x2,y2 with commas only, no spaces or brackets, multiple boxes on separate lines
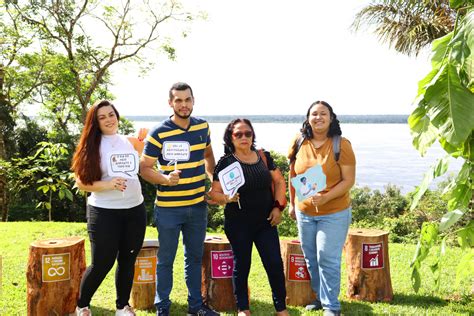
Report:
232,131,253,139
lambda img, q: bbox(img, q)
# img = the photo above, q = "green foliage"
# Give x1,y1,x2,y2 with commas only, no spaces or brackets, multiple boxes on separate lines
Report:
351,185,409,223
408,5,474,293
2,142,74,222
118,116,136,136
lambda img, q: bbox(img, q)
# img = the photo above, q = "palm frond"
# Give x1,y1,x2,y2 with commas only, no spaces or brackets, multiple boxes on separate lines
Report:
352,0,456,56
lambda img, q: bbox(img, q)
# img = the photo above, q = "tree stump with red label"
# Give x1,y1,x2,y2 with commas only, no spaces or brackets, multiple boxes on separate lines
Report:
344,228,393,302
280,239,316,306
26,236,86,315
131,239,159,310
201,235,236,312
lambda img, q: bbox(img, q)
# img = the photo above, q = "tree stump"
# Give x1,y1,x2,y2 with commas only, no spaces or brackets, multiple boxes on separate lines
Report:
280,239,316,306
344,228,393,302
131,239,159,310
201,235,236,312
26,236,86,315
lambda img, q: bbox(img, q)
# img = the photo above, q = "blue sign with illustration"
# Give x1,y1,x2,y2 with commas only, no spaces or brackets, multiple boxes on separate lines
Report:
291,164,326,202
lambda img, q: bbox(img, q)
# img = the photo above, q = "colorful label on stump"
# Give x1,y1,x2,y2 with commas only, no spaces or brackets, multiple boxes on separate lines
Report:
134,256,157,284
42,253,70,282
288,254,310,281
211,250,234,279
361,242,384,269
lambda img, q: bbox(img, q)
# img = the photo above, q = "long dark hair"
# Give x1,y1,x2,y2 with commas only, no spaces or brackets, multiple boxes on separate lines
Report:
288,100,341,162
71,100,120,185
223,118,256,154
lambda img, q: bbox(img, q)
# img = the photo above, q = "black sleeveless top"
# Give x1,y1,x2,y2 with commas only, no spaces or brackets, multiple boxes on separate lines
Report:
213,150,276,221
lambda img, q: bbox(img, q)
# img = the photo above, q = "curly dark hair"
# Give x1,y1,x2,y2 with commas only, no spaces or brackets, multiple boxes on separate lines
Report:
288,100,342,162
223,118,257,154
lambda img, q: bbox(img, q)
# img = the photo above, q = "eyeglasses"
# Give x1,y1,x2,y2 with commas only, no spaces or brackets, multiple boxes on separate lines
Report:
232,131,253,139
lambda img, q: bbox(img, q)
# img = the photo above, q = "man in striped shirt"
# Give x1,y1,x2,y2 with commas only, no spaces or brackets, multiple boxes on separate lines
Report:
140,82,217,316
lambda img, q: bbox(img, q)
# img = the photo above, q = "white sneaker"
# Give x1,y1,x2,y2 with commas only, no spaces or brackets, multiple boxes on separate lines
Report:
76,306,92,316
115,305,136,316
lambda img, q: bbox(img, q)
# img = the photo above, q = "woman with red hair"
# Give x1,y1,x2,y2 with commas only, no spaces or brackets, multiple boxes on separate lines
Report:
71,100,147,316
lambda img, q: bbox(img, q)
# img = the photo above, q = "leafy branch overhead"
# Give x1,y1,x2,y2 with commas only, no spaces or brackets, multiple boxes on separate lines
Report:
352,0,458,56
7,0,195,123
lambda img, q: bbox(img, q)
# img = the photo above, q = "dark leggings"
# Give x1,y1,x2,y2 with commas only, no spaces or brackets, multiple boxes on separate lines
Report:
224,219,287,312
77,203,147,309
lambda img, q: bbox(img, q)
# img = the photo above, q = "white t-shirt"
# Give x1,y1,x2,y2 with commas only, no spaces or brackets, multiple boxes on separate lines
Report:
87,134,144,209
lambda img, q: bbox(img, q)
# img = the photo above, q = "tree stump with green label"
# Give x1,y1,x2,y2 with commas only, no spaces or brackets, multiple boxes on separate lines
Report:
201,235,237,312
26,236,86,315
344,228,393,302
280,239,316,306
131,239,159,310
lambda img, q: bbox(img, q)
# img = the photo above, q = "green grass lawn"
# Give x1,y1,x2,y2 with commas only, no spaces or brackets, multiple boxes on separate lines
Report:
0,222,472,315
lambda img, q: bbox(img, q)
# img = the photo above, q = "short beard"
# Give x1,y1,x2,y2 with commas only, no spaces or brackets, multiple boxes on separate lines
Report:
174,109,192,119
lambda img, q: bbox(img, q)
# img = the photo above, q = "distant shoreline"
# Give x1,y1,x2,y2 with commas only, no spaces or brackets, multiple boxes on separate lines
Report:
127,114,409,124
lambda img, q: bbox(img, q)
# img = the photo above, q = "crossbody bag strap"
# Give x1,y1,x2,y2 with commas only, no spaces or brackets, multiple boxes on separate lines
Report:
333,135,341,162
258,149,268,168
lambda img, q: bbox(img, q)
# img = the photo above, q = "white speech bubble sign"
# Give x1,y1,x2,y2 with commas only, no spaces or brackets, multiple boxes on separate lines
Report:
107,152,139,179
218,161,245,198
163,141,191,164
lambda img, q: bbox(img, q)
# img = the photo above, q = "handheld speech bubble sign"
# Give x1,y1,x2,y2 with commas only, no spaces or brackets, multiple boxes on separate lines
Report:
218,161,245,198
107,152,139,179
163,141,191,168
291,164,326,202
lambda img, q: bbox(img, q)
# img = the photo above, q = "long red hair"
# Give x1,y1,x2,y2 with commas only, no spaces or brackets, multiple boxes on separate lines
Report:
71,100,120,185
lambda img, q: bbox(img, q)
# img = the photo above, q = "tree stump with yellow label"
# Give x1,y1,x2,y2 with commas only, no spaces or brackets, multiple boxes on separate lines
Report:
131,239,159,310
201,235,237,312
26,236,86,315
344,228,393,302
280,239,316,306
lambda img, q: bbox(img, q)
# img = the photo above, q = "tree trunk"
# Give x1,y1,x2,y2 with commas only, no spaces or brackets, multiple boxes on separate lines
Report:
26,237,86,315
131,239,159,310
0,66,10,222
280,239,316,306
344,228,393,302
201,236,237,312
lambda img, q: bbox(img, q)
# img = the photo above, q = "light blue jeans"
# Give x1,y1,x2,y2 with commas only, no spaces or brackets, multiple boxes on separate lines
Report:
153,203,207,312
296,207,351,311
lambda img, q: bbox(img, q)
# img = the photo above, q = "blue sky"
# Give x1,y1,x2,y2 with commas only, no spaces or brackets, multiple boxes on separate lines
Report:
110,0,432,116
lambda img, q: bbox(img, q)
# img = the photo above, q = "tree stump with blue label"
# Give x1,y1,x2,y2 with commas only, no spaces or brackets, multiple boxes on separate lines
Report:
280,239,317,306
26,236,86,315
201,235,237,312
131,239,159,310
344,228,393,302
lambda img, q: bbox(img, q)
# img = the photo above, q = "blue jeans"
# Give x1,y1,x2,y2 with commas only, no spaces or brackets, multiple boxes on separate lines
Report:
296,207,351,311
153,203,207,312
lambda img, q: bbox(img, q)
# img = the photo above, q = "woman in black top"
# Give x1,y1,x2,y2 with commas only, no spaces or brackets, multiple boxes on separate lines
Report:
209,118,288,316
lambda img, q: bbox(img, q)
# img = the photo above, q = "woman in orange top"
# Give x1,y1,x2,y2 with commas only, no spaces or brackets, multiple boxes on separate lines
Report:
288,101,356,316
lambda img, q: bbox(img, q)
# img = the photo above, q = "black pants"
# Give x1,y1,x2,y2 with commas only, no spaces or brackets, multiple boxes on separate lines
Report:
77,203,147,309
224,218,287,312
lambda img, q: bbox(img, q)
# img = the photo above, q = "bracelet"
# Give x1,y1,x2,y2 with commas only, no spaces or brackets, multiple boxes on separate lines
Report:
273,200,285,212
